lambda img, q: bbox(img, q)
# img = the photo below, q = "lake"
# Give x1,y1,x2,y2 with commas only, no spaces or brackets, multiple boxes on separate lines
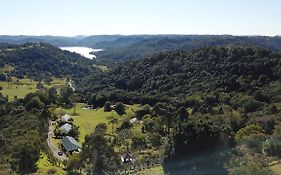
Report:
60,47,103,59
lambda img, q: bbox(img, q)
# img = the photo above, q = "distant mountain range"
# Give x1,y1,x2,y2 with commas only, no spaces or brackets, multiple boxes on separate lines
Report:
1,35,281,61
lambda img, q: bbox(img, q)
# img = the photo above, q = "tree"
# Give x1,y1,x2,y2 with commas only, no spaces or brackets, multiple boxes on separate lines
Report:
176,106,189,121
135,104,151,120
48,87,58,104
119,120,132,130
11,143,40,173
66,155,81,173
266,125,281,157
235,125,267,152
81,125,120,174
152,102,175,134
104,101,111,112
148,133,162,148
0,73,7,81
69,125,80,140
92,94,106,108
94,123,108,135
60,86,73,106
25,96,44,111
132,134,147,153
235,125,265,143
115,102,125,115
107,116,118,134
36,82,44,90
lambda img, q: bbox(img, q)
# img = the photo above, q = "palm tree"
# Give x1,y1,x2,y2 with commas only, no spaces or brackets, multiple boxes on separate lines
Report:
107,116,118,134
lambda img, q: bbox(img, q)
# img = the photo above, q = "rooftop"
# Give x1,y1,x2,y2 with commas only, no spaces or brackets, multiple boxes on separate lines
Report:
60,123,72,133
61,136,81,152
61,114,71,122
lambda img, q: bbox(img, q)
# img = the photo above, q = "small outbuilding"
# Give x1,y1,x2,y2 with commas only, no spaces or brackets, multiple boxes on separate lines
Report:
130,118,138,124
61,136,81,153
61,114,71,123
60,123,72,133
121,152,135,164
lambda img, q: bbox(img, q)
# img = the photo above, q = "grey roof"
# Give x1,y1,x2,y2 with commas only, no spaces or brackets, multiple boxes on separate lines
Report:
61,136,81,152
60,123,72,133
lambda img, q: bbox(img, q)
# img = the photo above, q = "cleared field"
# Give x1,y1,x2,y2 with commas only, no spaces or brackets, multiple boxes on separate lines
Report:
56,103,141,143
44,78,67,91
0,64,14,73
0,77,66,101
0,78,37,100
137,165,164,175
34,153,65,175
270,164,281,175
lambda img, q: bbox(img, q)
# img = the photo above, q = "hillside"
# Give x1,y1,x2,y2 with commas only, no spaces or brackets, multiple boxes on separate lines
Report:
1,44,281,175
2,35,281,62
0,43,96,80
95,35,281,61
77,46,281,112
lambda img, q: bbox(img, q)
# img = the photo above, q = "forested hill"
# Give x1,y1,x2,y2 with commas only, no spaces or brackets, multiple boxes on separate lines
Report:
0,43,95,79
77,46,281,112
95,35,281,61
2,35,281,62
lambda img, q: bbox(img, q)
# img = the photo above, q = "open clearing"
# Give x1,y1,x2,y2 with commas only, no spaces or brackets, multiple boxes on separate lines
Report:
34,153,65,175
55,103,141,143
0,77,66,101
137,165,164,175
270,164,281,175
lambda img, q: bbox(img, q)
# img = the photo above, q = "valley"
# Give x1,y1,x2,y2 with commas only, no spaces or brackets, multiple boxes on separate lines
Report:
1,39,281,175
1,0,280,174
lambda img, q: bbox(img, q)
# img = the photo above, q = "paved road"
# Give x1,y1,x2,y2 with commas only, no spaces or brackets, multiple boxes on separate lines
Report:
47,121,67,161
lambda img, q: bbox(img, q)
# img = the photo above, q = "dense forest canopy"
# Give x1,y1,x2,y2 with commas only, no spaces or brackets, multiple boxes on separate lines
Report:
0,43,97,80
76,46,281,111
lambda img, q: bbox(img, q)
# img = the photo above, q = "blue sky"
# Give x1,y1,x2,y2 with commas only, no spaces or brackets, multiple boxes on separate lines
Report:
0,0,280,36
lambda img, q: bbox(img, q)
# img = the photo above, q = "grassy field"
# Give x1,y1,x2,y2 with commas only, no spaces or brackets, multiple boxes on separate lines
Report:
0,77,37,100
0,64,14,73
55,103,141,143
34,153,65,175
93,64,109,72
270,164,281,175
0,77,66,101
137,165,164,175
44,78,67,91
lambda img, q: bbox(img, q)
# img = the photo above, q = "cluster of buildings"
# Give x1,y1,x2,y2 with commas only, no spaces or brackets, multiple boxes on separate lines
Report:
58,115,135,163
59,114,81,153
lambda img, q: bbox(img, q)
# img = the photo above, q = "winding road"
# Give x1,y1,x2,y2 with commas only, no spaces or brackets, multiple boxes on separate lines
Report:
47,121,67,161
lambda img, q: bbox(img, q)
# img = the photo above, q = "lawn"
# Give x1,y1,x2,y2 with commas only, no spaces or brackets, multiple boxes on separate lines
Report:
0,64,14,73
270,164,281,175
56,103,141,143
0,77,67,101
0,77,37,100
137,165,164,175
44,78,67,92
34,153,65,175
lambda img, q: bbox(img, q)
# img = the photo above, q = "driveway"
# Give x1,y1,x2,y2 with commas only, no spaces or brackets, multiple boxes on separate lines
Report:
47,121,67,161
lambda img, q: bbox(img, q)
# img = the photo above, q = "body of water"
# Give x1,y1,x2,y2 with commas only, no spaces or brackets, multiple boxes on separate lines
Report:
60,47,103,59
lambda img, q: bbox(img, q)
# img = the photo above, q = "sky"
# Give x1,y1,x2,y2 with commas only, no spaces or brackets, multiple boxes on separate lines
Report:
0,0,280,36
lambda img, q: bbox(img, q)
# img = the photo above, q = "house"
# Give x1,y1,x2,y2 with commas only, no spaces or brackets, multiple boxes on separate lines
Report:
61,114,71,123
121,152,135,164
129,117,137,124
110,104,116,110
60,123,72,133
61,136,81,153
